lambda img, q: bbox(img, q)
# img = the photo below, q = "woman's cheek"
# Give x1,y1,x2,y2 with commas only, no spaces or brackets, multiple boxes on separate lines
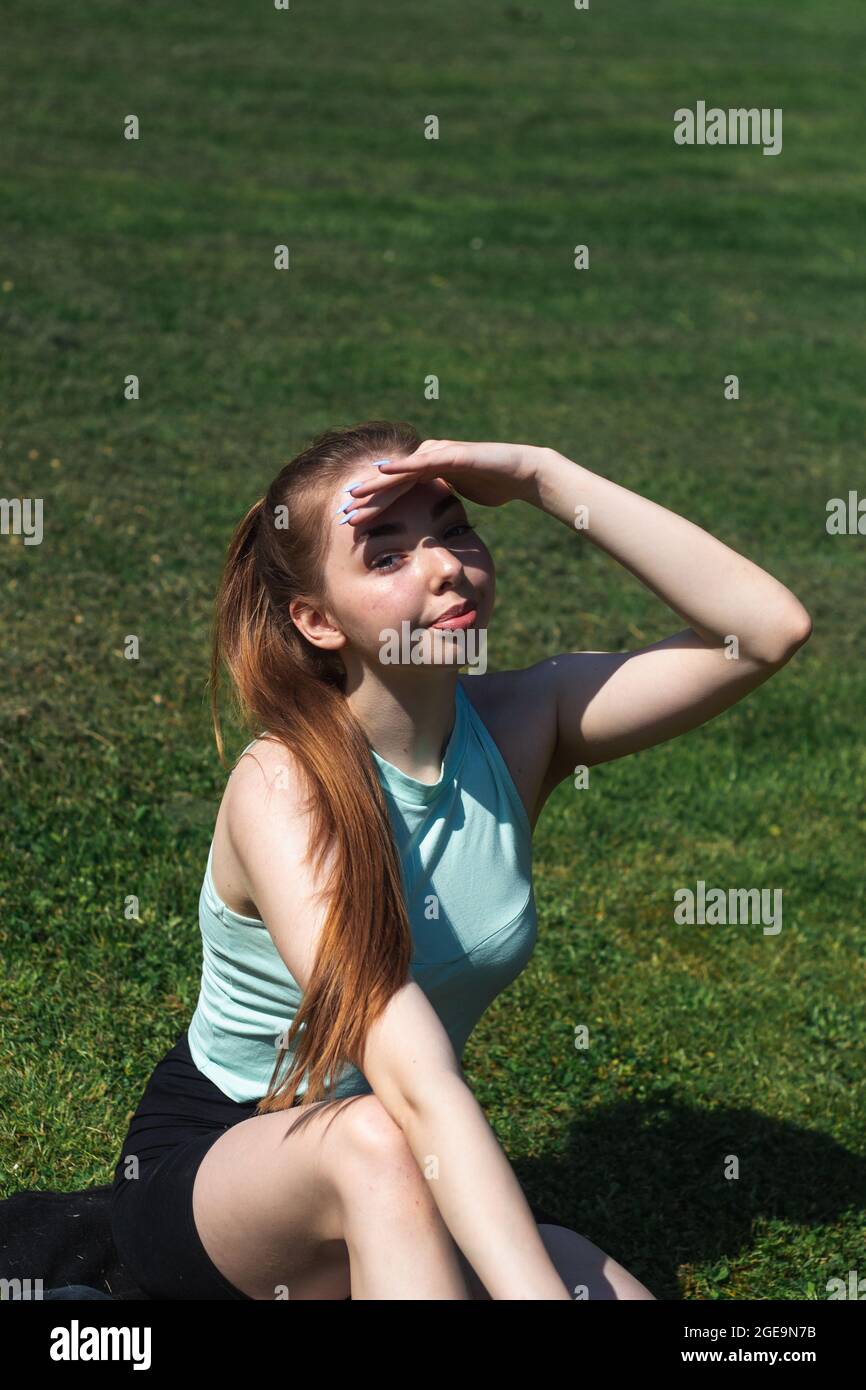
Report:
361,582,404,631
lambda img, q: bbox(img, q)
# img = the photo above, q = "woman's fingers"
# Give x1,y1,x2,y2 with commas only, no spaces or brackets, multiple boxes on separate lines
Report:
349,456,452,501
344,471,413,500
335,442,461,526
336,475,418,525
340,464,435,511
386,440,468,472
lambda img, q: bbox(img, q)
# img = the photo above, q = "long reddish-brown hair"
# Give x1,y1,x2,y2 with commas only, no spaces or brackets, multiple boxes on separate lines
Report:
208,419,423,1113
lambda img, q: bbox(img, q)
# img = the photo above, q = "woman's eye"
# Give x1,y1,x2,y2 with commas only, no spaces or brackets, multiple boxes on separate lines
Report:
371,553,400,572
370,523,477,574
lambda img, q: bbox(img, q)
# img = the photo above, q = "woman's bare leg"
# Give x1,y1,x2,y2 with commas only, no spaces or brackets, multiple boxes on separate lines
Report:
335,1100,471,1299
456,1224,657,1300
192,1092,471,1300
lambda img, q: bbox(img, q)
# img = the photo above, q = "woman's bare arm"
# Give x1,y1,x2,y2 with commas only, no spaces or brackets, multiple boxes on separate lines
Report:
358,980,570,1299
520,449,811,777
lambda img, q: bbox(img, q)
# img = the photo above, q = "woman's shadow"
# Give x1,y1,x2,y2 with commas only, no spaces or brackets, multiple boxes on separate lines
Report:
514,1091,864,1300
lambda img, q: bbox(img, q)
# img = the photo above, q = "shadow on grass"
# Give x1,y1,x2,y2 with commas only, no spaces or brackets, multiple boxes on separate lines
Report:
514,1092,863,1299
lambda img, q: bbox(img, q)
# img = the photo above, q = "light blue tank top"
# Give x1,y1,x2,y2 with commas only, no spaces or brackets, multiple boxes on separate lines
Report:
187,681,538,1102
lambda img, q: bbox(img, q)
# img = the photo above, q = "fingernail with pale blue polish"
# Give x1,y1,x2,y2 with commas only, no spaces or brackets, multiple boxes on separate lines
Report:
337,510,357,525
372,458,390,468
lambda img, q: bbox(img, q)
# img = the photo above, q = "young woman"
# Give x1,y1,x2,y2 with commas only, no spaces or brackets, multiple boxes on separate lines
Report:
110,420,811,1301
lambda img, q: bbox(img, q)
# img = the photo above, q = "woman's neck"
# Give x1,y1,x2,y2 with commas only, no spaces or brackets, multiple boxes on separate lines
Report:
344,674,460,783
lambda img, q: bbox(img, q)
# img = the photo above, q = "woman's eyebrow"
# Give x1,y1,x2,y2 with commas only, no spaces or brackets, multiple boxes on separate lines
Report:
354,491,463,541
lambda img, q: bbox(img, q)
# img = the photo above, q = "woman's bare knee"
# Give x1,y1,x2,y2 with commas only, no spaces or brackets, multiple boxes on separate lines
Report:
322,1096,468,1299
330,1093,409,1153
325,1094,435,1219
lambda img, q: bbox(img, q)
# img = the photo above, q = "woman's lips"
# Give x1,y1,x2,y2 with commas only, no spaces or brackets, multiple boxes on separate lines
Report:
429,607,478,630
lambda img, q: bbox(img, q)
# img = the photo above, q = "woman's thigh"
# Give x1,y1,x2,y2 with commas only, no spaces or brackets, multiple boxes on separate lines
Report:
190,1092,397,1300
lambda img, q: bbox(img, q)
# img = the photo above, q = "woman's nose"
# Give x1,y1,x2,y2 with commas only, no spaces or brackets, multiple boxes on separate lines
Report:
424,543,464,576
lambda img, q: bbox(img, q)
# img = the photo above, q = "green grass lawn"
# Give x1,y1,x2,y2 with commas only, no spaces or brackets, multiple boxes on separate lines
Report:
1,0,864,1300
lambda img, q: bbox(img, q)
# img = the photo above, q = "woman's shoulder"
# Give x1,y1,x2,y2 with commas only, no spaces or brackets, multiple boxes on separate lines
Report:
227,733,310,814
224,734,320,856
213,734,316,918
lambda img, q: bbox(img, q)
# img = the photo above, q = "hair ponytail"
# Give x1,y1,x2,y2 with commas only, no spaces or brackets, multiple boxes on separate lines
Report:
208,421,423,1111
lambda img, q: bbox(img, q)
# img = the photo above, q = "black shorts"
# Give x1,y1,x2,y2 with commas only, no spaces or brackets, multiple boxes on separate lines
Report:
110,1028,270,1299
110,1028,564,1300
